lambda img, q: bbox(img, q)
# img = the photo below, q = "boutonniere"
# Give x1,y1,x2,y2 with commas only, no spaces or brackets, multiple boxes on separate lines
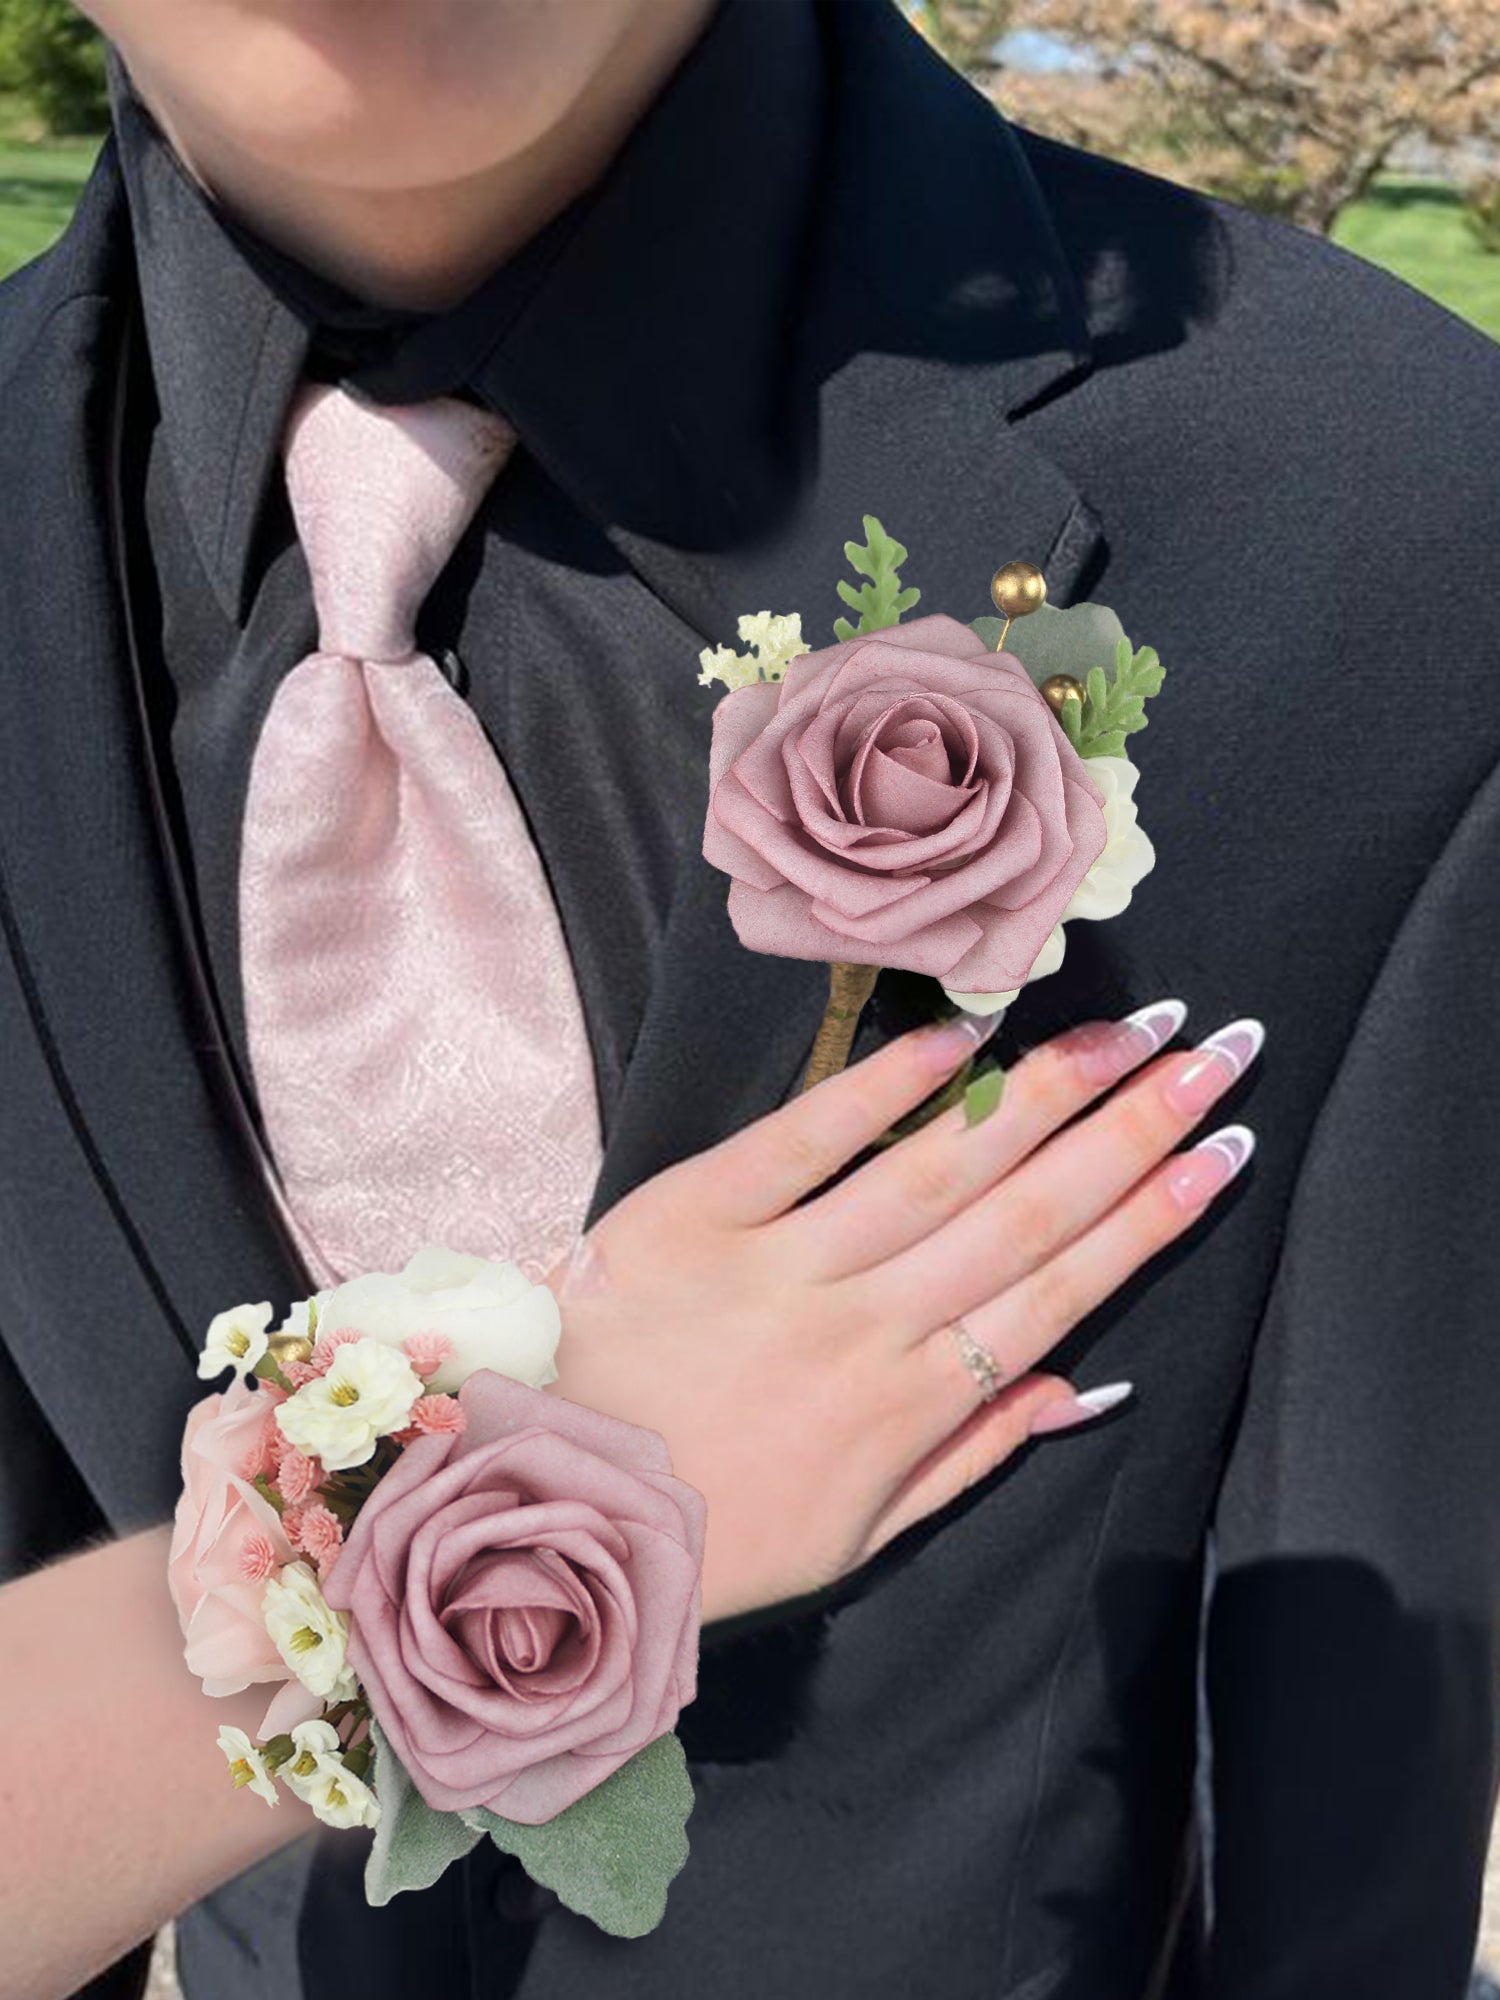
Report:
171,1248,704,1938
698,522,1164,1125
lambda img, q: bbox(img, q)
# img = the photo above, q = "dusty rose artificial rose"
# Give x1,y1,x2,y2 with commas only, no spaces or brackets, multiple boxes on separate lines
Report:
322,1369,706,1824
168,1376,299,1695
702,610,1110,995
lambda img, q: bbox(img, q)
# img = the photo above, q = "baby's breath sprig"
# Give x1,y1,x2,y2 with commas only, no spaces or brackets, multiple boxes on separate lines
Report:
697,610,812,690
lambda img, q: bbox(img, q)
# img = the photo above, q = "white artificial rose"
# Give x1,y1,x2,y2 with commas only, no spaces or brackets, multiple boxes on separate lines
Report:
275,1338,424,1473
1060,755,1155,922
941,920,1068,1016
262,1561,359,1703
216,1724,279,1807
198,1301,274,1383
311,1245,562,1396
274,1293,334,1345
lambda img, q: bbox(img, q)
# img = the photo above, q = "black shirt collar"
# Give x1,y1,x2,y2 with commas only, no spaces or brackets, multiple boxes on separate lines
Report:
108,0,826,625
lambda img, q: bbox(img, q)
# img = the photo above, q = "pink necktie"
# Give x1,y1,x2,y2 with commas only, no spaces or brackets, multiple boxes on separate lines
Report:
238,379,603,1290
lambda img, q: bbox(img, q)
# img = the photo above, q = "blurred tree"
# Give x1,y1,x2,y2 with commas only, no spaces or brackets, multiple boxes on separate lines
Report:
0,0,107,136
1464,177,1500,255
905,0,1017,82
912,0,1500,234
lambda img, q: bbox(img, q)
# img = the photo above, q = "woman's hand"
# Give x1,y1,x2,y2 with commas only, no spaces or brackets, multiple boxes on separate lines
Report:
544,999,1261,1623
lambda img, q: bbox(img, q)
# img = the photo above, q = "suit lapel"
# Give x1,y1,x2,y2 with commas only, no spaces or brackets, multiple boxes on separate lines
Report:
573,0,1108,1215
584,360,1105,1219
0,137,309,1519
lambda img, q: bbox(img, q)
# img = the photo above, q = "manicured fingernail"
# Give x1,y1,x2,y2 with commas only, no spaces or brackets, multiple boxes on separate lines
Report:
554,1232,610,1300
1163,1017,1265,1117
1070,996,1188,1086
1030,1380,1135,1435
1167,1123,1256,1209
918,1011,1002,1074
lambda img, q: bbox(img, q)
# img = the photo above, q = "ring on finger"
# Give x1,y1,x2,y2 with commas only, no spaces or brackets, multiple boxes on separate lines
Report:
950,1317,1008,1403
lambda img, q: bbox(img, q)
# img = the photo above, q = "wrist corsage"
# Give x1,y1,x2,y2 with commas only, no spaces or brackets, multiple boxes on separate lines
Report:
170,1247,705,1937
698,525,1164,1125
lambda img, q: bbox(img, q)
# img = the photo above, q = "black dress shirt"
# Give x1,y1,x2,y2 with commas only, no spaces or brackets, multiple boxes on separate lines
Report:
104,0,825,1147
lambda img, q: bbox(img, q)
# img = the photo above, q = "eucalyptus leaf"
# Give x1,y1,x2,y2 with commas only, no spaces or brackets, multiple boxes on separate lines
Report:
365,1720,484,1908
465,1730,695,1939
970,599,1129,691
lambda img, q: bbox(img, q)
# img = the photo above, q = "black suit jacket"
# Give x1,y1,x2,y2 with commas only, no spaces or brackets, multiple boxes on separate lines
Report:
3,5,1500,1996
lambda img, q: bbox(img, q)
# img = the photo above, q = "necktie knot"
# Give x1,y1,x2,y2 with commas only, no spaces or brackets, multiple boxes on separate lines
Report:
281,380,516,663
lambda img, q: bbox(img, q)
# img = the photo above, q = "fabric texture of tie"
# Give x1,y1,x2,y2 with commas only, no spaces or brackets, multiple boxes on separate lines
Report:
238,379,603,1291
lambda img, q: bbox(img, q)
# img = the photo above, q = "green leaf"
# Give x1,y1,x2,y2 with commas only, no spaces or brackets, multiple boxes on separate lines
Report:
463,1730,696,1939
365,1720,484,1907
832,513,922,638
872,1053,974,1148
964,1064,1007,1127
1072,640,1168,761
981,598,1128,691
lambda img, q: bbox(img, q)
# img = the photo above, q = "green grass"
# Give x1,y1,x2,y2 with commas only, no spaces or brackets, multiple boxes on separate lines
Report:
1332,177,1500,345
0,100,1495,352
0,132,101,275
0,91,103,280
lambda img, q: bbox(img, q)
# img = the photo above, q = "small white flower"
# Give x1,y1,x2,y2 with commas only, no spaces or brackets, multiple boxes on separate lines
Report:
1061,756,1155,922
282,1723,380,1829
198,1301,274,1382
262,1561,359,1703
275,1336,423,1473
216,1724,279,1807
942,921,1067,1016
297,1754,381,1831
279,1718,342,1800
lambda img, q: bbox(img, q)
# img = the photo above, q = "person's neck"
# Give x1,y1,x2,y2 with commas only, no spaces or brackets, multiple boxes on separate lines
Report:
134,2,715,314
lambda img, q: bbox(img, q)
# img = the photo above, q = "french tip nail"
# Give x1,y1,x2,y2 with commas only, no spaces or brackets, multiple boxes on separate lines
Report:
1029,1379,1135,1436
1204,1122,1257,1166
1124,996,1188,1038
1075,1379,1134,1414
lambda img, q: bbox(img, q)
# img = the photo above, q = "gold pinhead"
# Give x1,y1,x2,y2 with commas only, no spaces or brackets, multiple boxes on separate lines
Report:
267,1332,314,1368
1040,673,1086,716
990,561,1047,620
989,561,1047,651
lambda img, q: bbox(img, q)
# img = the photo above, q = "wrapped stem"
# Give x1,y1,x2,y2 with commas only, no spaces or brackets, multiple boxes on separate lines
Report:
799,961,881,1092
